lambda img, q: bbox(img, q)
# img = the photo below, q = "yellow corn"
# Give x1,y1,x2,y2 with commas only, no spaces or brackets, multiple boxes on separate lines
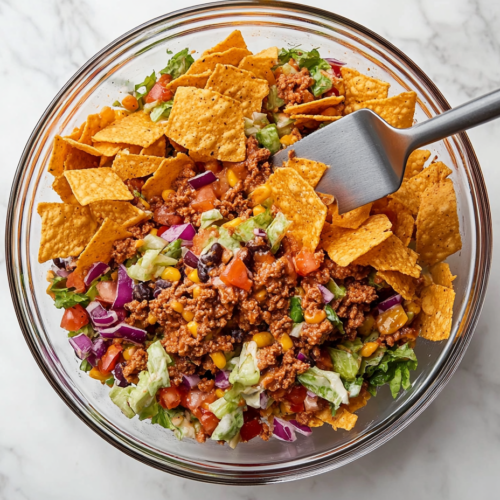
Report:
111,270,118,281
210,351,227,369
405,300,421,316
147,313,157,325
135,239,144,248
192,286,202,299
304,310,327,324
252,332,274,348
162,189,175,201
182,310,195,322
254,289,267,303
358,314,375,336
360,342,379,358
170,300,184,314
89,367,109,383
227,168,239,187
279,134,299,147
278,333,293,351
161,266,181,282
123,346,137,361
140,199,151,210
252,205,266,216
222,217,243,229
376,304,408,335
187,321,198,337
149,228,158,236
215,388,225,399
250,184,271,204
187,269,200,283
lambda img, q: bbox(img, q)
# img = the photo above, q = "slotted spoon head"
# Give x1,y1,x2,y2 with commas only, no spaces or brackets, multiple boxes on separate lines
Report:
271,109,410,213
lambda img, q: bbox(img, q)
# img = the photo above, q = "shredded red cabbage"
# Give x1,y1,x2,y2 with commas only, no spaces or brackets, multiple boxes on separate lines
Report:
378,294,403,313
289,419,312,436
161,223,196,243
98,322,147,343
183,250,199,268
188,171,217,190
87,301,119,327
112,265,134,309
68,333,93,359
84,262,110,286
272,417,297,442
214,370,231,389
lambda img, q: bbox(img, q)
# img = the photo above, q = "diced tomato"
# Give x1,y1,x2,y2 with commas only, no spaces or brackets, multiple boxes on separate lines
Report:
240,418,263,442
145,81,173,103
243,406,260,423
229,162,248,180
158,74,172,85
66,270,86,293
181,389,217,419
285,385,307,406
204,159,222,174
315,348,333,371
157,225,169,237
212,168,230,198
190,184,217,212
324,86,340,97
293,248,321,277
60,304,89,331
96,280,117,304
199,408,220,435
220,257,253,291
100,344,123,373
192,227,218,255
158,386,182,410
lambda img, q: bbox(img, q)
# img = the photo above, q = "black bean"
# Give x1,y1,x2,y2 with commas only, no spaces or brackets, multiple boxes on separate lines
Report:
229,328,245,343
197,261,211,283
199,242,223,267
52,258,65,269
153,279,172,297
246,237,270,253
239,247,253,269
133,282,153,301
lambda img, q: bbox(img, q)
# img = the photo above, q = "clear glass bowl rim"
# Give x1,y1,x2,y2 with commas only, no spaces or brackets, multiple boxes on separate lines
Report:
6,0,492,485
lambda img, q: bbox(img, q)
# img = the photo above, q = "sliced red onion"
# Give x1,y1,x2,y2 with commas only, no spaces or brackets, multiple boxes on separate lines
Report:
181,239,193,247
51,264,69,278
289,419,312,436
253,228,267,238
215,370,231,389
84,262,110,286
114,308,127,323
272,417,297,442
306,390,317,398
378,294,403,313
112,264,134,309
317,284,334,304
68,334,93,360
182,374,201,389
324,57,346,66
98,322,147,343
260,391,269,409
183,250,199,268
304,395,320,412
297,352,310,364
86,353,98,367
113,363,130,387
92,337,109,358
87,301,119,327
161,223,196,243
188,171,217,190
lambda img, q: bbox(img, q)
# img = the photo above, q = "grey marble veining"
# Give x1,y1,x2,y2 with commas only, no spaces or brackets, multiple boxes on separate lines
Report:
1,0,499,498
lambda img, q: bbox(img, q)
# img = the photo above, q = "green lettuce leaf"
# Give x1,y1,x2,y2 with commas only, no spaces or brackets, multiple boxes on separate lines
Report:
256,124,281,154
266,212,292,253
159,48,194,79
208,397,238,419
50,276,91,309
217,227,242,253
128,371,155,413
234,209,273,242
290,296,304,323
150,100,173,122
328,347,360,381
211,408,244,441
146,340,171,396
297,366,349,409
324,305,345,334
138,400,160,421
109,386,135,418
229,341,260,386
200,209,223,229
326,278,346,300
266,85,285,111
135,71,157,105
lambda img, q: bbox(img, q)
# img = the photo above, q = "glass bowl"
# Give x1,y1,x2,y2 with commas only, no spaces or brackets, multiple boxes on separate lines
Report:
6,0,491,484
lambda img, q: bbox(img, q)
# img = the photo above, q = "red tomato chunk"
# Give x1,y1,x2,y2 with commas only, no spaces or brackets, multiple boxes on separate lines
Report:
60,304,89,331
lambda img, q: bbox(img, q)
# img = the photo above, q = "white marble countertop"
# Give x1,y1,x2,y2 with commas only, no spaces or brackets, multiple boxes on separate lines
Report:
1,0,499,497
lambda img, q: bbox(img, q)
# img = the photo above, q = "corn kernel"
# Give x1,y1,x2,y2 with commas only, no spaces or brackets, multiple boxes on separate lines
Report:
304,310,327,324
360,342,379,357
123,346,137,361
250,184,271,204
278,333,293,351
252,205,266,216
376,304,408,335
187,321,198,337
89,367,109,383
227,168,239,187
222,217,243,229
140,199,151,210
358,314,375,336
252,332,274,348
161,266,181,282
111,270,118,281
254,289,267,303
135,239,144,248
170,300,184,314
215,388,225,399
149,228,158,236
187,269,201,283
405,300,421,316
192,286,202,298
162,189,175,201
182,310,195,322
279,134,299,147
210,351,227,369
147,313,157,325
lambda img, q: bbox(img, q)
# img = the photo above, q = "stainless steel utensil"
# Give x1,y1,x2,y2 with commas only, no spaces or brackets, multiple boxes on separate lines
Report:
272,89,500,213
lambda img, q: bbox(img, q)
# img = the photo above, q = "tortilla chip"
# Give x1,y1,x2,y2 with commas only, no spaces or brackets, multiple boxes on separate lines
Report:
329,202,373,230
405,149,431,179
78,113,102,145
305,417,324,428
186,47,252,75
387,199,414,246
189,150,213,163
238,55,276,85
345,389,371,413
63,148,100,171
164,87,246,162
52,176,79,205
89,200,147,228
64,168,133,205
285,95,345,116
283,157,328,188
371,196,390,214
141,135,166,157
167,71,212,92
66,125,83,141
142,153,193,201
391,161,453,215
377,270,416,301
76,218,131,273
341,67,390,114
430,262,456,289
111,153,164,180
202,30,248,56
357,92,417,129
48,136,70,176
63,137,103,156
315,407,358,431
255,47,279,59
418,284,455,341
267,168,327,251
92,111,167,148
293,115,342,125
355,235,421,278
205,64,269,118
416,179,462,265
316,192,335,206
37,203,97,263
92,142,127,157
320,215,392,266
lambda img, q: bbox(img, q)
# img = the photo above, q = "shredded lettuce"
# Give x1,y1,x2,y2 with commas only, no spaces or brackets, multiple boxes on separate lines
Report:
244,112,270,137
324,304,345,334
240,386,264,408
344,377,363,398
138,400,160,421
134,71,157,106
272,112,295,137
266,212,292,253
229,341,260,386
127,248,177,281
140,234,167,251
50,276,91,309
290,322,304,338
290,296,304,323
234,209,273,242
159,48,194,80
150,100,173,122
209,397,239,419
200,209,223,229
297,366,349,409
217,227,242,253
146,340,171,396
266,85,285,111
358,345,386,376
109,386,135,418
128,371,155,414
163,239,183,260
256,124,281,154
328,346,361,382
326,278,346,300
152,406,193,440
211,408,244,441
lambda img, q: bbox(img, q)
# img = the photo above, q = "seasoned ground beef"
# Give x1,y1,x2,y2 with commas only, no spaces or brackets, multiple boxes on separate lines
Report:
198,378,215,392
168,356,197,386
124,300,150,329
111,238,137,265
383,325,419,347
277,67,315,106
128,220,156,239
257,343,282,370
123,348,148,381
260,350,309,392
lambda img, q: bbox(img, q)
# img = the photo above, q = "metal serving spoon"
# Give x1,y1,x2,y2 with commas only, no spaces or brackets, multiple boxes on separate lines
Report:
272,89,500,213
